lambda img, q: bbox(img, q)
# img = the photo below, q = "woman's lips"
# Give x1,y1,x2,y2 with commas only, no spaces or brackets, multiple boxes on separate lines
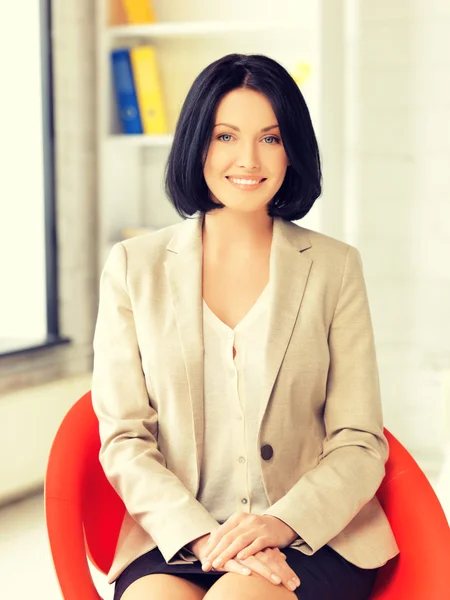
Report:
226,176,266,191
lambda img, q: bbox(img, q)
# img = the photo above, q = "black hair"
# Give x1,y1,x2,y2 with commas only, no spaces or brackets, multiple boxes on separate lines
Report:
164,53,322,221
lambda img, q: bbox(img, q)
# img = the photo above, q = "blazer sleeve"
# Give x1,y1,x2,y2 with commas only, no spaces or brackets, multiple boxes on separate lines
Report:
91,243,219,563
263,245,388,554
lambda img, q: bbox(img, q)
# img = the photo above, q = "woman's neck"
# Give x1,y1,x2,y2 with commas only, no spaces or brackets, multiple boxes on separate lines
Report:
202,209,273,255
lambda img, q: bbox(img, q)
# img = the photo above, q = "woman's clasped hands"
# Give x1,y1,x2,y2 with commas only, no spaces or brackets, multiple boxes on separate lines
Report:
200,512,301,592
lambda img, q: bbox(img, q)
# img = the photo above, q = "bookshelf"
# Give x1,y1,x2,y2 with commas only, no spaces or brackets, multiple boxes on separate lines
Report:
96,0,325,272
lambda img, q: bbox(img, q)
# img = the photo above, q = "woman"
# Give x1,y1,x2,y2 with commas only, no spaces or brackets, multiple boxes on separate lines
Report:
92,53,399,600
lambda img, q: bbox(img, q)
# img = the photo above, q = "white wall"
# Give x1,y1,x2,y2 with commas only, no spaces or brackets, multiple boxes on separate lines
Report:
0,373,92,504
343,0,450,476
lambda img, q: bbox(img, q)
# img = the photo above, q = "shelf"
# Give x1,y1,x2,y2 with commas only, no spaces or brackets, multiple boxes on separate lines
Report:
106,134,174,147
107,20,306,40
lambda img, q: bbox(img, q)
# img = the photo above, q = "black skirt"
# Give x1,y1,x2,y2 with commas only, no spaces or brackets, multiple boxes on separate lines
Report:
114,545,379,600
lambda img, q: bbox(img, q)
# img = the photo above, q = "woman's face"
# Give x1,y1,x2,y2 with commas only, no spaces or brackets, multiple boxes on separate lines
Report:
203,88,290,215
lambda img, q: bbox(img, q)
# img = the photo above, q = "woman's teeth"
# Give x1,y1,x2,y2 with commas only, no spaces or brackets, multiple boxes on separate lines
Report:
228,177,263,185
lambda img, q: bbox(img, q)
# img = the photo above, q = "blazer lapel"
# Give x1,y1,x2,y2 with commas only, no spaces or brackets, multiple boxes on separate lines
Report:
164,216,205,488
257,218,313,435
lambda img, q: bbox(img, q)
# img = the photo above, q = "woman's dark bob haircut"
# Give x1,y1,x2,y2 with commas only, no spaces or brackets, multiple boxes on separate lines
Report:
164,53,322,221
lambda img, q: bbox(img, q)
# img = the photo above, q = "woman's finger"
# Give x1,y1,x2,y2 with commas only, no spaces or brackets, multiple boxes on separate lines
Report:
221,552,300,593
203,529,250,570
236,536,269,560
262,549,301,592
203,513,241,556
239,555,280,586
218,559,252,577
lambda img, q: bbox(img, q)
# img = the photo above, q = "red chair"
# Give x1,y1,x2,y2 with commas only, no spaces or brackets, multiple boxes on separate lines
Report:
45,391,450,599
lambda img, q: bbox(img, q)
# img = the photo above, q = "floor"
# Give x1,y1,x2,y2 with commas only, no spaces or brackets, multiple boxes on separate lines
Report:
0,491,112,599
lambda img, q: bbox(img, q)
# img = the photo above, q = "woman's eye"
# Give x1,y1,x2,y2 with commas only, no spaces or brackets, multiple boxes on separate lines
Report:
216,134,281,144
264,136,280,144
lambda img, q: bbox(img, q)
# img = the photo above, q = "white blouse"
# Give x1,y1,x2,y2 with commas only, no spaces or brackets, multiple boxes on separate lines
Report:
176,281,305,562
199,283,272,521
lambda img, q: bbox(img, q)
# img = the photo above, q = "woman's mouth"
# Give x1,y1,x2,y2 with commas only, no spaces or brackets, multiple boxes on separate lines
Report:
226,176,266,191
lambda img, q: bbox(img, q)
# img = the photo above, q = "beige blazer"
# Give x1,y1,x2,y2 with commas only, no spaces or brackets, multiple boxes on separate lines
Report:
91,215,399,583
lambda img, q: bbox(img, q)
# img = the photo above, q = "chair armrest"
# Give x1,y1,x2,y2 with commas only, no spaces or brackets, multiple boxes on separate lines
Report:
45,495,103,600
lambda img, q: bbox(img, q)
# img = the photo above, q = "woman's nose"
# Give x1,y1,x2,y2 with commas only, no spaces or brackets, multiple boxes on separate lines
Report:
235,143,260,170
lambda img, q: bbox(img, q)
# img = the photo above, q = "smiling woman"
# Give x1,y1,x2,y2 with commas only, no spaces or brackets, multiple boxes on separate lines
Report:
203,88,290,214
164,53,322,221
91,52,397,600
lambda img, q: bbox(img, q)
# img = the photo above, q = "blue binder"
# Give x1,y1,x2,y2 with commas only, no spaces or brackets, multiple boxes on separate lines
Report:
111,48,143,134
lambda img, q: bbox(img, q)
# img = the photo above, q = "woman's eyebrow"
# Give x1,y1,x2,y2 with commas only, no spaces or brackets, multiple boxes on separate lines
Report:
214,123,280,132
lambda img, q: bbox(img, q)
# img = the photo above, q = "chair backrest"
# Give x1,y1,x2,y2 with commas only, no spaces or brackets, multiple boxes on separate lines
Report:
46,390,125,575
46,390,450,599
370,430,450,599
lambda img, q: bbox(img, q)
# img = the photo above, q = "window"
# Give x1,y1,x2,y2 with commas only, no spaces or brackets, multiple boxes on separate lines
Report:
0,0,68,357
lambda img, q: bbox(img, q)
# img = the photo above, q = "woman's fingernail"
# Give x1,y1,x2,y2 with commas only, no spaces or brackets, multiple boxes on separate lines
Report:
295,578,301,587
271,574,281,584
202,561,211,571
242,567,251,575
288,580,297,591
212,558,222,568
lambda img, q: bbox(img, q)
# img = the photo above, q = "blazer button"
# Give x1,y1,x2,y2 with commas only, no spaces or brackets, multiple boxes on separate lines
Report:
261,444,273,461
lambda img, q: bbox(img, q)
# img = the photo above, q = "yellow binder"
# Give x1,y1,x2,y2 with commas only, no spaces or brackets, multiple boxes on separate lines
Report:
130,46,168,134
121,0,156,25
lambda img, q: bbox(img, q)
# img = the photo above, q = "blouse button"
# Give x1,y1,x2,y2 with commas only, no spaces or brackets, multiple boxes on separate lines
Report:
241,498,248,504
261,444,274,461
238,456,246,463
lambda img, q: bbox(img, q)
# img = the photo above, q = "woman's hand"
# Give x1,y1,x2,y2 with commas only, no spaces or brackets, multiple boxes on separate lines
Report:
201,513,298,571
239,547,301,592
189,533,253,578
191,532,300,591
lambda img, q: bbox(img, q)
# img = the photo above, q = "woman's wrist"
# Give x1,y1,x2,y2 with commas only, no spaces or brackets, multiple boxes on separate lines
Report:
187,533,210,559
263,515,298,546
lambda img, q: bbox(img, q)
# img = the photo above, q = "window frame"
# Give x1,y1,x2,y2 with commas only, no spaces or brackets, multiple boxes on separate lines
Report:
0,0,70,359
